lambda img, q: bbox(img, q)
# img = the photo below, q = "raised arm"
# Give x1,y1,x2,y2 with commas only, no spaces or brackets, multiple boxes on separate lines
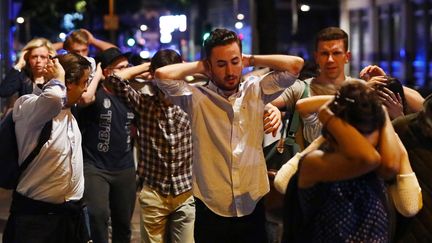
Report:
295,95,334,118
78,63,103,106
154,61,207,81
243,55,304,75
404,87,424,113
81,29,116,51
298,106,381,188
388,134,422,217
375,107,401,180
114,62,151,81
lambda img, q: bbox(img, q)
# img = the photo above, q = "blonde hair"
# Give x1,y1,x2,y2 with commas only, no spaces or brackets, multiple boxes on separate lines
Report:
22,38,56,62
63,29,89,51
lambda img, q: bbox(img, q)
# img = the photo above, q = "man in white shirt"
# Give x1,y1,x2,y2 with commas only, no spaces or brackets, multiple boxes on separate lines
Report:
3,53,92,243
154,28,303,243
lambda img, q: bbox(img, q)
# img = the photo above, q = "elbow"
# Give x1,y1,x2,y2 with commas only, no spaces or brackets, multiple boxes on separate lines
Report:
154,69,168,80
295,100,307,117
360,151,382,169
398,204,423,217
290,57,304,76
79,95,95,105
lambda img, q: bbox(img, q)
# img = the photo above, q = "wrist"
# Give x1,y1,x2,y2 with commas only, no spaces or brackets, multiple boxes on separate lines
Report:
13,64,22,72
249,55,255,67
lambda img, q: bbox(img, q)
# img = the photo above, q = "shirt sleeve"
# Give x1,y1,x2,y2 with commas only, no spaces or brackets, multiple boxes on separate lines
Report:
155,79,194,97
259,71,298,104
106,74,142,114
279,80,306,113
14,79,66,127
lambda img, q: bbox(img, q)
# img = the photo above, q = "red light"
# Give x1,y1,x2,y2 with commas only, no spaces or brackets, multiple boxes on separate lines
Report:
238,33,244,40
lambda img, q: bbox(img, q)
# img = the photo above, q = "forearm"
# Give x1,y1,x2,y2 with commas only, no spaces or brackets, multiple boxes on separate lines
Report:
403,86,424,113
377,112,401,179
79,65,102,105
114,62,151,81
320,109,380,162
155,61,206,80
252,55,303,75
90,38,116,51
52,42,64,51
296,95,333,118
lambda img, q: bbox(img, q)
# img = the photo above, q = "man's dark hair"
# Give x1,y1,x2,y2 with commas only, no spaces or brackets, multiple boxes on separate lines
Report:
315,27,349,51
57,53,91,85
150,49,182,73
203,28,242,60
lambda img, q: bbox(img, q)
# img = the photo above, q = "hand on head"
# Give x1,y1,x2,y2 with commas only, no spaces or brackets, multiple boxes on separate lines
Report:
376,86,404,119
43,57,65,83
359,65,386,81
15,50,28,70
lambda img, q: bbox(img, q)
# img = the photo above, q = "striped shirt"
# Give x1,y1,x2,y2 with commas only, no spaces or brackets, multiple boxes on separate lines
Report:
108,75,193,196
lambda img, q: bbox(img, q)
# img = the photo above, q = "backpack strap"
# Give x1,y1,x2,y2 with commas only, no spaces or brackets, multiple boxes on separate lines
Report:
284,80,310,143
17,120,52,179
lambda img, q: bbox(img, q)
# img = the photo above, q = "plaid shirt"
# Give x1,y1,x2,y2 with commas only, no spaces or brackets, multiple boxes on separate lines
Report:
108,75,193,196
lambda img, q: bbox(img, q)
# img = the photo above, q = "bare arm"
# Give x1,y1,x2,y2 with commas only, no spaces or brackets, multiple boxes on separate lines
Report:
155,61,207,80
78,63,103,106
243,55,303,75
295,95,334,118
298,106,381,188
376,107,401,180
52,42,64,51
81,29,117,51
403,86,424,113
114,62,151,81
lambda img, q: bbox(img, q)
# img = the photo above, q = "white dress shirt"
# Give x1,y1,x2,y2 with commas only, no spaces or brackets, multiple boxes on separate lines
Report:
157,71,297,217
13,80,84,204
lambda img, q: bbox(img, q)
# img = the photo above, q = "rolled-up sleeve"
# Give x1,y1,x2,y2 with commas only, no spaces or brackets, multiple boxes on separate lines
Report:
156,79,193,97
259,71,298,104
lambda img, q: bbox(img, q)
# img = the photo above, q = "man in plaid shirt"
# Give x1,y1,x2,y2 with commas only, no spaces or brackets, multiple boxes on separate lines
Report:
107,49,195,243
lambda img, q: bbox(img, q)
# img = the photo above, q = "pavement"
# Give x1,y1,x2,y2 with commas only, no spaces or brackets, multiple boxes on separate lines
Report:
0,188,142,243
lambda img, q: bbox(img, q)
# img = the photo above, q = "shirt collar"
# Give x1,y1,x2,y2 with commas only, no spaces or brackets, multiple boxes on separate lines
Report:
207,80,240,98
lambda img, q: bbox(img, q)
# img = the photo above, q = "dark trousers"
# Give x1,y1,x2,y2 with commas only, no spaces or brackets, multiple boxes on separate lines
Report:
83,164,136,243
194,198,268,243
2,192,89,243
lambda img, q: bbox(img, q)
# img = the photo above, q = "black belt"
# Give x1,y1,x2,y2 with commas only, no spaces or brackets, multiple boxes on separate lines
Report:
10,191,83,215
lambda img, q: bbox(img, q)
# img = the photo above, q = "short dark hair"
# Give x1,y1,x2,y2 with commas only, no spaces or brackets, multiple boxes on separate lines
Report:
315,27,349,51
57,53,91,85
327,80,385,135
203,28,242,59
150,49,182,74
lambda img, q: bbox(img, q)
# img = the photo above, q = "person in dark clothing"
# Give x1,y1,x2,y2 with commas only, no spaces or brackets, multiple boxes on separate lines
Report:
74,47,136,243
0,38,56,116
392,94,432,242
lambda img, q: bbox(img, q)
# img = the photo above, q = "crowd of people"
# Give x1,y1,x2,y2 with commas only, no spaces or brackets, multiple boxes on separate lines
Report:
0,26,430,243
